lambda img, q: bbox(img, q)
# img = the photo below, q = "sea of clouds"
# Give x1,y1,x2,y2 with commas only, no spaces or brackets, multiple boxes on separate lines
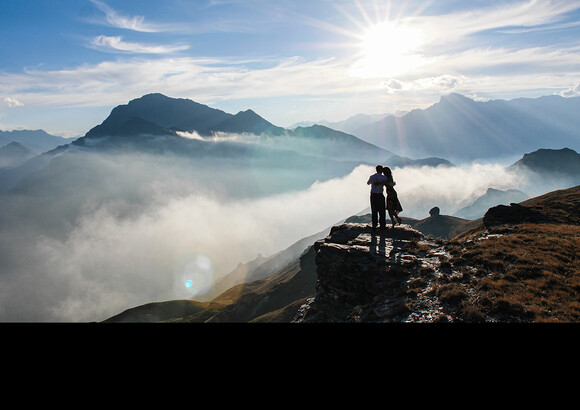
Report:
0,149,544,322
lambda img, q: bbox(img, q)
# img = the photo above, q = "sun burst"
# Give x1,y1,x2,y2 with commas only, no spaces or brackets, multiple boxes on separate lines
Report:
351,20,426,78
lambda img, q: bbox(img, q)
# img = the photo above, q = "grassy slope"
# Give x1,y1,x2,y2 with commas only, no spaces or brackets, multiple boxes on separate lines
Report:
441,186,580,322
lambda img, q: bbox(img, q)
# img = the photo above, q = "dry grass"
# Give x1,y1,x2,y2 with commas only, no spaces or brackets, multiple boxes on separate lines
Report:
442,223,580,322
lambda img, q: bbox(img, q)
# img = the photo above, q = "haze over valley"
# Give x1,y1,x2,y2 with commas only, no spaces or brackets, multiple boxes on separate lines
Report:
1,0,580,322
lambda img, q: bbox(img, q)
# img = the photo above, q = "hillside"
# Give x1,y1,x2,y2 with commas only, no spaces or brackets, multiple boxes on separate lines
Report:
104,185,580,323
104,243,319,323
298,185,580,323
0,142,37,168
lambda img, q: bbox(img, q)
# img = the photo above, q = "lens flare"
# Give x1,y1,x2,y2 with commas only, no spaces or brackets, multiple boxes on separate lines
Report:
173,253,216,298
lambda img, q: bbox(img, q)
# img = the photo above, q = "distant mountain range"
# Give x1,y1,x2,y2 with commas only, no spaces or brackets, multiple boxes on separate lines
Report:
0,129,68,154
353,93,580,162
290,112,390,135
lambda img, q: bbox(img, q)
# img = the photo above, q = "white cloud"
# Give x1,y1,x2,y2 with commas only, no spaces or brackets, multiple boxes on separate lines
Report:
3,96,23,107
466,94,491,102
559,83,580,97
90,0,166,32
0,162,371,321
434,45,580,73
0,56,364,110
90,35,190,54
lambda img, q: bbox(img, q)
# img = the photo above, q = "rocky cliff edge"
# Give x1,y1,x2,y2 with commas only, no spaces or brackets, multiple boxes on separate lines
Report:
294,223,456,323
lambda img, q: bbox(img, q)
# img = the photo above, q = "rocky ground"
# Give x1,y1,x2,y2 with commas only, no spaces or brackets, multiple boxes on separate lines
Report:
293,223,462,323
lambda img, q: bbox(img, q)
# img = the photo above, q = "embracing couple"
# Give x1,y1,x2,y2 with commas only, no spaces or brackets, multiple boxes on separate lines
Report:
367,165,403,231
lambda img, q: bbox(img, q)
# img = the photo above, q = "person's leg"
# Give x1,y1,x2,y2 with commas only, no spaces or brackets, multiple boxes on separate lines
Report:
388,209,396,227
370,194,378,229
378,194,386,229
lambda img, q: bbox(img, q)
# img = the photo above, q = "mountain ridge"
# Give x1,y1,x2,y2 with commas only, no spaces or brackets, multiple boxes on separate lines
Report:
83,93,285,139
0,129,68,154
353,93,580,162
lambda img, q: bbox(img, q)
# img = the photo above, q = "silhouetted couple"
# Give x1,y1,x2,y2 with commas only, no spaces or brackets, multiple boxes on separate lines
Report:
367,165,403,231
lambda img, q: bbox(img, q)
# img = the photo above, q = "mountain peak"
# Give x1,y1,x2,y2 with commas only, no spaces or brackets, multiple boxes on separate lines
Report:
85,94,234,138
439,92,472,103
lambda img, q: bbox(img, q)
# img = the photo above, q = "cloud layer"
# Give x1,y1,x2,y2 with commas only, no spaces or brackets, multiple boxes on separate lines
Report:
0,148,540,322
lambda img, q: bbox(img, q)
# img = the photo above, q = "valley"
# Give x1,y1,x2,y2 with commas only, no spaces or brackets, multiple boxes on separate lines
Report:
0,93,579,322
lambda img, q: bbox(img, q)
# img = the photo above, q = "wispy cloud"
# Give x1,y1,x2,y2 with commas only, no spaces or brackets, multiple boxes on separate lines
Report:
0,57,359,109
497,20,580,34
412,0,580,47
89,35,190,54
90,0,168,32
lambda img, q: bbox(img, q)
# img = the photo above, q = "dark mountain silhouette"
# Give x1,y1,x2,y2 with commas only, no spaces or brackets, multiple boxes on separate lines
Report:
0,142,38,168
508,147,580,196
83,93,284,139
354,93,580,162
510,147,580,180
0,129,68,154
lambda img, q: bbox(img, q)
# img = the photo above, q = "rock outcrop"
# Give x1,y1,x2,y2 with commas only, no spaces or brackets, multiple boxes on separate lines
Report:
483,203,549,227
294,223,456,323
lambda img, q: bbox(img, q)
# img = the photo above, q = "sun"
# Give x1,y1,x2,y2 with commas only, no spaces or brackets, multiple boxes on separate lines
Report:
351,21,426,78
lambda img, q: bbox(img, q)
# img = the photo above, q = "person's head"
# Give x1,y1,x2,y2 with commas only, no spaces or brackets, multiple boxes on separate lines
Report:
383,166,392,178
375,165,383,173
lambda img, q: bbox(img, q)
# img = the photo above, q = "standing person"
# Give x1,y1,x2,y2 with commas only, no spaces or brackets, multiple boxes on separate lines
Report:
382,166,403,228
367,165,388,231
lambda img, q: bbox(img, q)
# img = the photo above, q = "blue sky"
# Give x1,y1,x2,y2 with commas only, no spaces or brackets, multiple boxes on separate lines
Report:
1,0,580,137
